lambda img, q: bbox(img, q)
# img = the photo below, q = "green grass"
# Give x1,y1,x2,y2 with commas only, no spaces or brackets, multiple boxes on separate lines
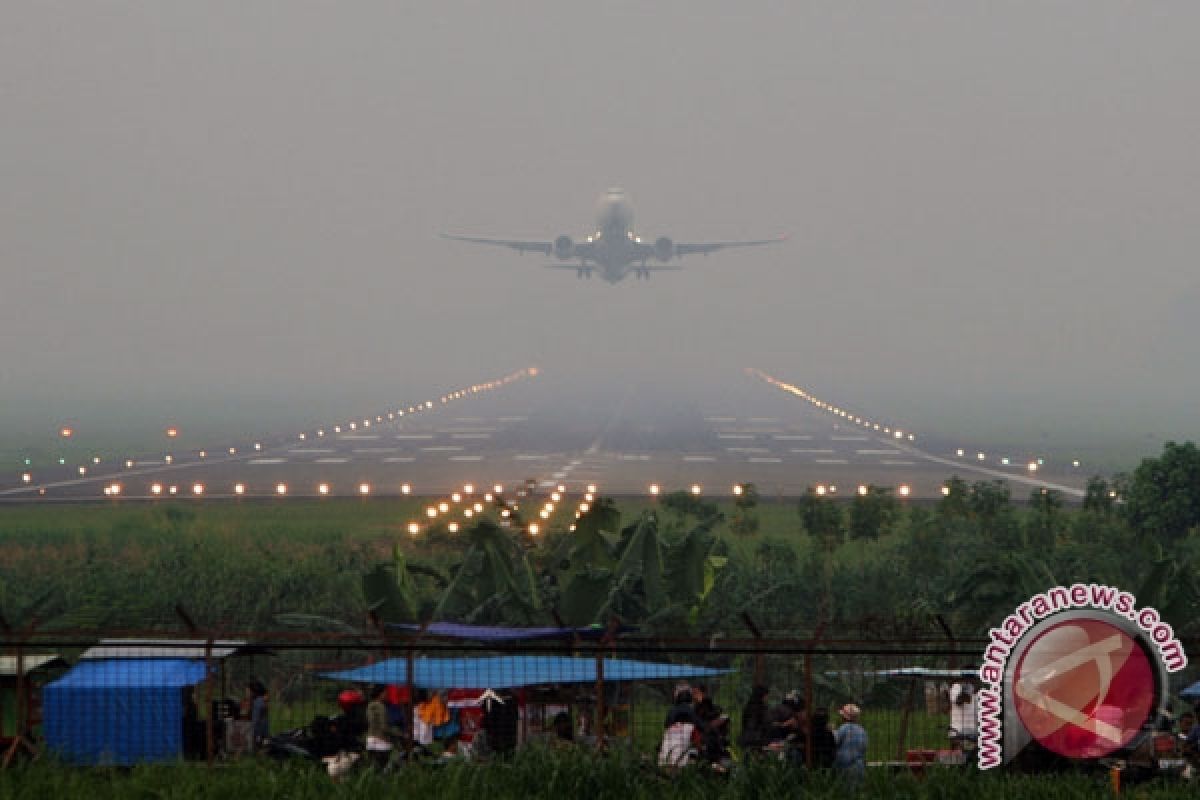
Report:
1,748,1187,799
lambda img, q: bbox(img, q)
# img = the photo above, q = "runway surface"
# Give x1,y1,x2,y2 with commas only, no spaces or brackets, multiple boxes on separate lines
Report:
1,368,1088,502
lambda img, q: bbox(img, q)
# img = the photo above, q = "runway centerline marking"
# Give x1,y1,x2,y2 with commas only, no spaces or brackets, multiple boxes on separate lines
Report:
353,448,399,454
338,434,380,440
313,457,349,464
856,449,901,455
683,455,717,462
248,458,287,465
450,455,484,462
791,448,835,454
289,448,335,454
421,446,464,452
748,457,783,463
815,458,849,464
395,434,435,440
382,457,415,463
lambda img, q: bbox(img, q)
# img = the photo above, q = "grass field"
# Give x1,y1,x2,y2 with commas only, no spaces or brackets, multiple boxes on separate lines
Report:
0,749,1186,799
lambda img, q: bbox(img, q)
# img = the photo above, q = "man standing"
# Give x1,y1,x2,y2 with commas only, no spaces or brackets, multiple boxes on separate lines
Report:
834,704,867,788
949,675,978,748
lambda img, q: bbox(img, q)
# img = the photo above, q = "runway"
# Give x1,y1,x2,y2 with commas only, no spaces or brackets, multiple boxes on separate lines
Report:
1,368,1089,502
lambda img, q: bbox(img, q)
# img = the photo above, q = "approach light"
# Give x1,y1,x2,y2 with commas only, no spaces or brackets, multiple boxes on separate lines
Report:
168,486,178,495
898,485,912,497
109,484,121,496
78,466,87,476
473,503,483,513
551,492,561,502
234,483,246,495
649,483,660,496
426,507,438,518
229,447,237,455
494,484,504,494
528,523,540,536
857,485,868,496
539,510,549,519
192,483,204,495
587,484,596,493
816,485,827,496
92,456,101,464
318,483,330,495
408,522,420,535
275,483,288,495
463,484,474,494
254,442,262,451
1027,462,1038,472
1072,460,1081,468
438,502,449,513
165,455,173,464
199,451,206,459
61,427,74,438
464,509,474,518
579,503,589,513
690,484,702,496
359,483,370,495
151,483,163,495
451,492,462,503
733,484,744,496
21,473,31,483
584,493,594,503
956,449,964,457
401,483,412,495
448,522,459,533
941,486,951,496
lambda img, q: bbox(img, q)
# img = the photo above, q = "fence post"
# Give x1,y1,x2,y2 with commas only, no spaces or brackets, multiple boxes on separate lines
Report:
204,636,215,767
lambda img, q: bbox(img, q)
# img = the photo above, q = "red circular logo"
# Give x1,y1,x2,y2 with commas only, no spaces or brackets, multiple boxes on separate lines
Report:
1013,617,1154,759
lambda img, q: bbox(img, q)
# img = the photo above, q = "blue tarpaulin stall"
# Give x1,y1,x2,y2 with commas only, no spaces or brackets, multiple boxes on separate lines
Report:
43,658,207,765
322,655,730,689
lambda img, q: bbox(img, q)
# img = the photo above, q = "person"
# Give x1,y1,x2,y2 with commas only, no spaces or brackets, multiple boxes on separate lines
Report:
664,684,701,729
809,707,837,768
834,703,867,788
692,684,718,725
365,685,395,769
481,689,518,756
738,685,771,752
704,714,734,770
550,711,574,749
948,676,978,747
248,680,269,751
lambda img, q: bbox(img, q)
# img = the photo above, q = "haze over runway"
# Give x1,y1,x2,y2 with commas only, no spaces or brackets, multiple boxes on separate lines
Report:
2,367,1088,502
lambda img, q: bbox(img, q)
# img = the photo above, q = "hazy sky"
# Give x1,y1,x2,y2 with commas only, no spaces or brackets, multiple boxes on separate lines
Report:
3,3,1198,455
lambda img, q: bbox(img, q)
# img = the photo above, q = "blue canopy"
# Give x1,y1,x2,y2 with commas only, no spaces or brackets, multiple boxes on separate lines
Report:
1181,681,1200,702
387,622,631,641
43,658,208,765
321,655,731,689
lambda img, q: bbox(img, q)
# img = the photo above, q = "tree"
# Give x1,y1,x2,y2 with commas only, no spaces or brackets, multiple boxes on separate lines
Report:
1123,441,1200,543
1083,476,1116,514
798,489,844,549
848,485,899,540
730,482,761,536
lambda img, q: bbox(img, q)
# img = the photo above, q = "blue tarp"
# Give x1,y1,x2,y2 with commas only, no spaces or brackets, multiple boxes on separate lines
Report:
1181,681,1200,702
43,658,207,765
386,623,631,641
321,655,731,689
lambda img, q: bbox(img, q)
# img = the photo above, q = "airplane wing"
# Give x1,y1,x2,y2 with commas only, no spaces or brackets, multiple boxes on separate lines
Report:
441,234,553,256
672,235,788,257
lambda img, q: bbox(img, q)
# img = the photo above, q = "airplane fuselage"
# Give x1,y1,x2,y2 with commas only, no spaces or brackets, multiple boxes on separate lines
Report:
579,188,646,283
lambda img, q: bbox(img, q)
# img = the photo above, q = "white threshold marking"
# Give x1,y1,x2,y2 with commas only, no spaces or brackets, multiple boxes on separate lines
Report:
338,434,380,440
683,455,716,462
382,457,415,463
450,455,483,462
815,458,849,464
289,448,335,454
881,459,916,466
773,434,812,441
248,458,287,465
395,434,435,440
792,448,835,454
856,449,901,455
748,457,783,463
313,457,349,464
421,446,464,452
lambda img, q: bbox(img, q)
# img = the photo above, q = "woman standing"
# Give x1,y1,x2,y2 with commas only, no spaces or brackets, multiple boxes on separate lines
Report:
834,703,867,788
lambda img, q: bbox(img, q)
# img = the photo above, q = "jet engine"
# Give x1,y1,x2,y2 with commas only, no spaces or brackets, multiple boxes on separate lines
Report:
654,236,674,262
554,235,574,260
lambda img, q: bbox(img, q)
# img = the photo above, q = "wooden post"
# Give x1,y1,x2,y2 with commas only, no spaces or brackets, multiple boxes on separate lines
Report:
741,613,765,688
204,637,215,767
593,645,605,750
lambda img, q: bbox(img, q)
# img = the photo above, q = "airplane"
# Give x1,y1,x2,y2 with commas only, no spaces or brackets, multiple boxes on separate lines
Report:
443,188,785,284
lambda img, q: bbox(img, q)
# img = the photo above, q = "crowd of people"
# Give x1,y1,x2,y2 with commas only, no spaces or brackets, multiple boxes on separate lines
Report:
657,683,868,785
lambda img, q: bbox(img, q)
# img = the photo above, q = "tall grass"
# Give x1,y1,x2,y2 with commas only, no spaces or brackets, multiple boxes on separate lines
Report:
1,749,1185,799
